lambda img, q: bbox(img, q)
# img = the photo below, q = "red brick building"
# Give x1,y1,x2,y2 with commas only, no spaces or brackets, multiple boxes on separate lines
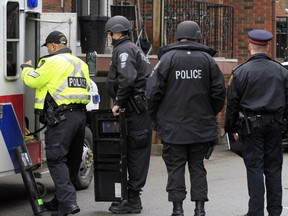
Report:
42,0,287,62
212,0,287,63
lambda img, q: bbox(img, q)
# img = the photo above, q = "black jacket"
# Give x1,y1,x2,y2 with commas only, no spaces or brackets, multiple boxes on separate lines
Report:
146,41,226,144
107,37,152,106
225,53,288,133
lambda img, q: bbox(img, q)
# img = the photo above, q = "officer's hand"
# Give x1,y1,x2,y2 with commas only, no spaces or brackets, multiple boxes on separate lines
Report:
24,60,33,66
112,105,120,116
230,133,238,141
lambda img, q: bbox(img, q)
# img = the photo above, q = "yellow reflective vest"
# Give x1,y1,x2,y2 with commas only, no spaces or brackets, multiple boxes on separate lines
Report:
21,48,90,110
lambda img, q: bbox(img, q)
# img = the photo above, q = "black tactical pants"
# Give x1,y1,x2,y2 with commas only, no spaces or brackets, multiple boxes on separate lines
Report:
126,111,152,192
242,121,283,216
162,143,209,202
45,110,86,210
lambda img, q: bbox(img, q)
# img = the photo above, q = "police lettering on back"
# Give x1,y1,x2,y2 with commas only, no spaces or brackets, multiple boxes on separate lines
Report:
175,69,202,80
68,77,87,88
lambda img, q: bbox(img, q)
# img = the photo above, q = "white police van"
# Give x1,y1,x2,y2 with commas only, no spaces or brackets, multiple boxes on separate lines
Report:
0,0,99,191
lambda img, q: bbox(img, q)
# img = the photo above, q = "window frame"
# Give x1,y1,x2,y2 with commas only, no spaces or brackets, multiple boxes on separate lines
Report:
5,1,20,81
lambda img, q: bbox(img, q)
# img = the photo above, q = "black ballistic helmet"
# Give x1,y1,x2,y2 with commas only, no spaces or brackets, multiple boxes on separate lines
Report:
176,21,201,41
105,15,131,33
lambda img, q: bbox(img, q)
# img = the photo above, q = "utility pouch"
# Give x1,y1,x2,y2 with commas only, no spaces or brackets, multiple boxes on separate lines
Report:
133,95,146,112
46,108,66,127
248,115,259,129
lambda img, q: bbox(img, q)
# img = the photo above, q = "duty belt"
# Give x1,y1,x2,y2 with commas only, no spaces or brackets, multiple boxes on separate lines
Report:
55,104,86,112
247,112,282,129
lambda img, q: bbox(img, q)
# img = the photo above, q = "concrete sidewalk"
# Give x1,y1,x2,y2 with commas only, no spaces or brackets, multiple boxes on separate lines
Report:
1,143,288,216
78,143,288,216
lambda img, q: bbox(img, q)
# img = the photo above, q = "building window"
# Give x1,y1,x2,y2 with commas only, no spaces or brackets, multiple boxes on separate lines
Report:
6,1,19,79
276,17,288,60
72,0,89,41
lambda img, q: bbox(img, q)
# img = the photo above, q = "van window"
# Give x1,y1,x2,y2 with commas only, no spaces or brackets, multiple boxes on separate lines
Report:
6,2,19,79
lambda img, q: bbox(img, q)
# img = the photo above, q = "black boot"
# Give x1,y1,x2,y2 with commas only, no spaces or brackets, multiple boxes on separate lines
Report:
43,196,58,211
109,200,124,207
194,201,205,216
108,190,142,214
171,202,184,216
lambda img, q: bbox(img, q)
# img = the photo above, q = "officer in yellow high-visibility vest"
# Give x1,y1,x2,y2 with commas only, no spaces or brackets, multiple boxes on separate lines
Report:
21,31,90,216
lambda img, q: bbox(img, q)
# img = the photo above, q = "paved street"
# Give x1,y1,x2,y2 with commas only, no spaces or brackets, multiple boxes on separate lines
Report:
1,143,288,216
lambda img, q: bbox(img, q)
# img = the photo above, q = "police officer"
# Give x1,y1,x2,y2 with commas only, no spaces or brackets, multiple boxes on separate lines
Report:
104,16,152,214
21,31,90,216
146,21,226,216
225,29,288,216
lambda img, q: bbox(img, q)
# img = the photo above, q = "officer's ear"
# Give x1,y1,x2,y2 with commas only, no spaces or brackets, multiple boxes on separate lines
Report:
266,44,270,52
248,43,252,52
52,43,62,52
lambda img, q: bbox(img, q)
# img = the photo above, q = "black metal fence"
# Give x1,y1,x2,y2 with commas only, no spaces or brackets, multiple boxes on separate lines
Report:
162,0,234,58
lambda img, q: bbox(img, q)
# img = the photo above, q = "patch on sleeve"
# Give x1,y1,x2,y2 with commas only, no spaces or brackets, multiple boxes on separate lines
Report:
27,71,40,78
119,53,129,68
119,53,129,62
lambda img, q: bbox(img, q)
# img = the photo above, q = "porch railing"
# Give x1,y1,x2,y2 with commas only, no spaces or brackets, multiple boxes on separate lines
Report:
162,0,234,58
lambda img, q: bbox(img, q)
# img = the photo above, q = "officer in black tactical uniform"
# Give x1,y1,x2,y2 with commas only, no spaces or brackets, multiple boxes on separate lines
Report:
146,21,226,216
104,15,152,214
225,29,288,216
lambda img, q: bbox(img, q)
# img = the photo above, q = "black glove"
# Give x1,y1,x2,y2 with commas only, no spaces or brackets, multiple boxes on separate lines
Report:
205,140,217,159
